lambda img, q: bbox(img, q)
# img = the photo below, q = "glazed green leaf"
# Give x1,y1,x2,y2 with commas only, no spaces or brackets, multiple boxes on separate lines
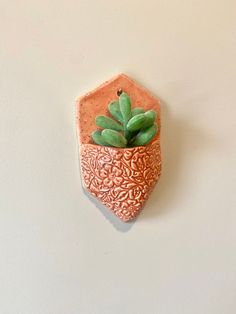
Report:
96,116,123,131
127,113,147,132
101,129,127,148
119,92,131,124
108,101,123,123
141,110,157,129
91,131,110,146
131,107,145,117
132,124,158,146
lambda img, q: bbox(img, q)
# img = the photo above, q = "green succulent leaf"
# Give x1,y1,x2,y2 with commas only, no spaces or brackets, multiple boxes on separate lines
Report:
108,101,123,123
95,116,123,131
132,124,158,146
91,131,110,146
119,92,131,124
101,129,127,148
131,107,145,117
141,110,157,129
127,113,147,132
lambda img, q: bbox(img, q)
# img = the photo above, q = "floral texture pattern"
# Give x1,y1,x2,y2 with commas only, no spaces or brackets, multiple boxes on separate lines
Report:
80,140,161,222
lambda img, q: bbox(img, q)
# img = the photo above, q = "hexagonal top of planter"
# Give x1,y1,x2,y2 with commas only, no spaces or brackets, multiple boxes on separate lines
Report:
76,73,161,145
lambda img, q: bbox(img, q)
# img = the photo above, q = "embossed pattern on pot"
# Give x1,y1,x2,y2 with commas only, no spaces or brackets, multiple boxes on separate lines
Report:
80,139,161,222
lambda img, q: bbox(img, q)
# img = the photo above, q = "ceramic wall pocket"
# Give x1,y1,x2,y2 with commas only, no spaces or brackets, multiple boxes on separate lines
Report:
77,74,161,222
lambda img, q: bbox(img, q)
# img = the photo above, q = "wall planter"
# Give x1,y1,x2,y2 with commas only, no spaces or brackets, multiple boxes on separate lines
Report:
76,74,161,222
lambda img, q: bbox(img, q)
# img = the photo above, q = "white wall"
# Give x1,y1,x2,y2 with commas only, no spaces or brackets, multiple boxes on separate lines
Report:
0,1,236,313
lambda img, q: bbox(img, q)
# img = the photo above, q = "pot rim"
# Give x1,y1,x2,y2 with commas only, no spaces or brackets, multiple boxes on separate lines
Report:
81,137,160,151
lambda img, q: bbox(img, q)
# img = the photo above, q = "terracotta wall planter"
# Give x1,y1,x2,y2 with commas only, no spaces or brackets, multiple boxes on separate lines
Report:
76,74,161,222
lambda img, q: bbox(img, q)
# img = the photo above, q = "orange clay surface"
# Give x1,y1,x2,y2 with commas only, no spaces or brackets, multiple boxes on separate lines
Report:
76,74,161,222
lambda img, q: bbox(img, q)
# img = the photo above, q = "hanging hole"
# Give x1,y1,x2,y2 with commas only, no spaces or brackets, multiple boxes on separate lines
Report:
117,89,123,96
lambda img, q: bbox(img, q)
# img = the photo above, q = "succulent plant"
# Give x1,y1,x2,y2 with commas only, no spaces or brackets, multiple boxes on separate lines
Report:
91,92,158,148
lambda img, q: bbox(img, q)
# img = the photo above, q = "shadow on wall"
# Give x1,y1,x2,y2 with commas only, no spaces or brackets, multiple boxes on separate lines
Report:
82,187,135,232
